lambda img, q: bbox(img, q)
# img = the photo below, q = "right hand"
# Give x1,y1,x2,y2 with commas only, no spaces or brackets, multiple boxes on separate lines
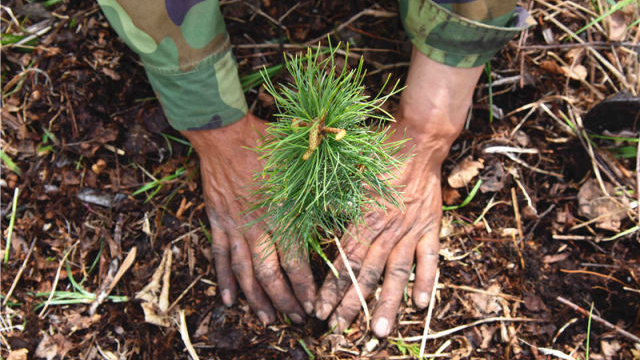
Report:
181,113,317,324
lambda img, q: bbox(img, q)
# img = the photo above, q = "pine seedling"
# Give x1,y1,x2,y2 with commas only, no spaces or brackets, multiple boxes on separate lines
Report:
251,45,408,262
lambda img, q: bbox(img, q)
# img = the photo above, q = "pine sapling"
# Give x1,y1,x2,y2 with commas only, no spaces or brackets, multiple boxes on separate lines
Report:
251,45,408,264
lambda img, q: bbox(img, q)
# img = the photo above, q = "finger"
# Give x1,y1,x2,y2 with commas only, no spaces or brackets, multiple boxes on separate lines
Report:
314,224,377,320
327,223,407,333
207,207,237,307
371,232,418,338
227,228,276,325
327,241,388,332
412,219,440,309
278,242,317,315
246,227,306,323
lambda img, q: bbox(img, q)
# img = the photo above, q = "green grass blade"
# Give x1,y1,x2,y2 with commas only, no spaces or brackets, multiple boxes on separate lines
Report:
443,179,483,211
241,64,284,92
585,303,594,360
132,167,185,196
65,260,92,296
1,150,21,175
298,339,315,360
485,63,494,124
574,0,635,36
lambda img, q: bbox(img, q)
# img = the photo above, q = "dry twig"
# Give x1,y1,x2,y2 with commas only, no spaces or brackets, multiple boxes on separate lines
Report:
2,238,36,306
556,296,640,344
419,269,440,358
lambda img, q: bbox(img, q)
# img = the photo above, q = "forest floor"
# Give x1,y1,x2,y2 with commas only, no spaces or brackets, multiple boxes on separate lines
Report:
1,0,639,359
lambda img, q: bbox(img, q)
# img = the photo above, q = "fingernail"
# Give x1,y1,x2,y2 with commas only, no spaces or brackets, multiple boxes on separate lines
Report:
257,311,270,325
303,301,314,315
315,303,332,320
374,318,389,338
415,292,428,308
289,313,304,324
221,289,232,307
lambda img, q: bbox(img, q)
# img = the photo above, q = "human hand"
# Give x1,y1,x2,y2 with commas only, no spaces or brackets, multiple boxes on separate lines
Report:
182,113,316,324
314,49,484,337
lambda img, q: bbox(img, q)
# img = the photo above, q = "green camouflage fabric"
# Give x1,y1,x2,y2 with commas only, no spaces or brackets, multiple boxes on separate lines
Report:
400,0,534,67
98,0,531,131
97,0,247,131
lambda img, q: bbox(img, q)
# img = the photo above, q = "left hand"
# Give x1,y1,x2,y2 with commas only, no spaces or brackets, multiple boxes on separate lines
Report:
313,121,451,338
313,49,484,338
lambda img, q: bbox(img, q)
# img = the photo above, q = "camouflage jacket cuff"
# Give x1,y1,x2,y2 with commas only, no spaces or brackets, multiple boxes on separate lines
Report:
98,0,247,131
144,45,248,131
400,0,533,68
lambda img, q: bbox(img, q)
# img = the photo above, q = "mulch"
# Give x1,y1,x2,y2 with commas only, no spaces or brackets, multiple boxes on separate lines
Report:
1,0,639,359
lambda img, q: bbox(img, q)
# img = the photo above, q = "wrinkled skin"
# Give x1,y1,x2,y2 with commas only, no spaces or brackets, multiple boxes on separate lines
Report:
314,50,483,337
182,48,483,336
181,115,314,325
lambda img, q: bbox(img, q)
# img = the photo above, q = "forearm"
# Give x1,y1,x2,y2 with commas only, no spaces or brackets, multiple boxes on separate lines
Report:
97,0,247,131
395,49,483,163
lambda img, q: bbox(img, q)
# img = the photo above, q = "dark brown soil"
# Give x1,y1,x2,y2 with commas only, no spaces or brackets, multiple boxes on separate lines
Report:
2,1,639,359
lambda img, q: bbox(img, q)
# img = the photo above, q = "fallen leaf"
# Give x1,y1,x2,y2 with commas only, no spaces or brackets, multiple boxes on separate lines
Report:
601,339,621,360
480,160,506,193
8,349,29,360
448,157,484,188
606,7,632,41
468,283,502,315
35,333,73,360
577,179,629,232
65,312,102,330
443,187,461,205
560,64,587,81
564,48,585,63
539,60,564,74
479,325,497,349
194,310,213,338
322,334,348,353
513,130,531,147
135,248,172,327
523,294,547,312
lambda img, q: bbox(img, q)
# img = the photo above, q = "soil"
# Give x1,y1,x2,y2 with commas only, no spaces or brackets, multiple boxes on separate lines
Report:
1,1,639,359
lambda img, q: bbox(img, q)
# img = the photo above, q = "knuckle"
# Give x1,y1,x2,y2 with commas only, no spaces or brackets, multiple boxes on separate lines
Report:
282,260,304,276
211,243,228,257
346,257,362,274
254,263,282,284
336,302,360,320
386,263,410,279
230,259,251,277
364,211,388,232
359,266,382,289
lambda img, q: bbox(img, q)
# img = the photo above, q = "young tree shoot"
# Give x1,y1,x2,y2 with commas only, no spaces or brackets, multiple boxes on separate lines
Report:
251,45,408,264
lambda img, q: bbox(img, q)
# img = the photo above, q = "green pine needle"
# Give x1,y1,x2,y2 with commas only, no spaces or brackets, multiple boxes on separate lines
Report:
250,44,408,261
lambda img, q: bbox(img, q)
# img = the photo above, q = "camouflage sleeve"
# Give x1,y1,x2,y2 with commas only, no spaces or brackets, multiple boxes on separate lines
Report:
98,0,247,131
399,0,534,67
